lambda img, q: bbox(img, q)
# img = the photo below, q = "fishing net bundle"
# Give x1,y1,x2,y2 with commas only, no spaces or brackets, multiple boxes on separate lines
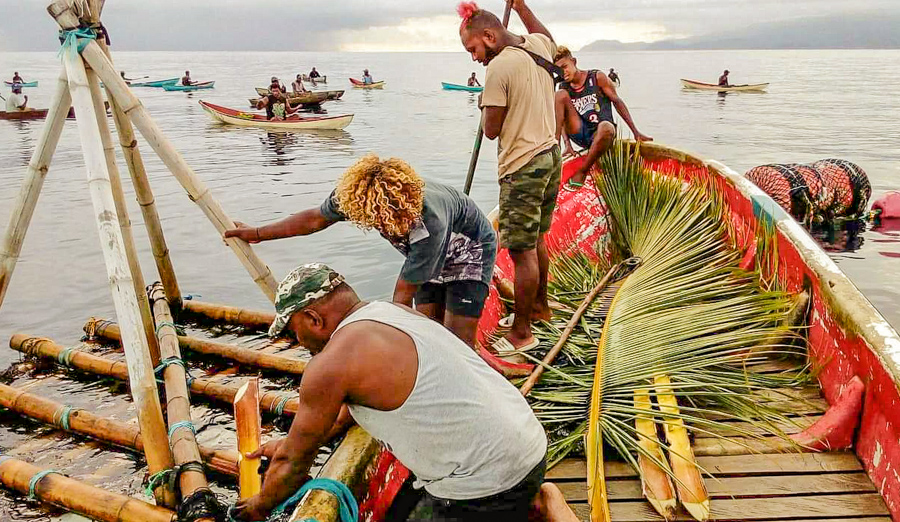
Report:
744,159,871,225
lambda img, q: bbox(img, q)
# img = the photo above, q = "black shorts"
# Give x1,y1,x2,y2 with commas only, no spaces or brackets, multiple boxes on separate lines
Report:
388,458,547,522
415,280,489,318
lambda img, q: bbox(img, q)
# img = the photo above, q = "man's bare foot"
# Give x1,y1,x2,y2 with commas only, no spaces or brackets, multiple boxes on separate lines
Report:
531,301,552,323
532,483,580,522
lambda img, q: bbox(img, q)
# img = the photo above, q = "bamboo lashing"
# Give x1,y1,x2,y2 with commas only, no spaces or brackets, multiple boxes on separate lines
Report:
654,374,710,521
97,38,182,313
85,318,307,375
520,262,621,396
0,455,175,522
57,33,176,507
234,378,262,498
148,283,211,509
84,65,161,366
10,334,300,416
0,382,239,477
181,300,275,332
634,389,677,521
74,40,278,302
0,70,71,312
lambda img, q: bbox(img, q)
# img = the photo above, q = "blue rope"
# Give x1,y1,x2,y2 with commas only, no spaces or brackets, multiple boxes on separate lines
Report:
155,321,178,337
168,420,196,439
273,395,292,416
226,478,357,522
28,469,58,500
57,27,97,58
154,356,186,376
57,347,76,367
53,406,74,431
145,468,173,498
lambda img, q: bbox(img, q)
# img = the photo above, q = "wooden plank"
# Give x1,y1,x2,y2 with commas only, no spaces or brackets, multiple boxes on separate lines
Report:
692,436,811,456
546,452,862,480
555,472,876,502
695,398,827,420
692,415,820,438
581,494,891,521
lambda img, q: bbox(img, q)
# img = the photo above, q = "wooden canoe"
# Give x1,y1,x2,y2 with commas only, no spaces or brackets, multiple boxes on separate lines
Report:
4,80,38,88
1,104,108,121
254,89,331,104
129,77,178,88
681,79,769,92
442,82,483,93
302,75,326,83
350,78,385,89
288,142,900,522
163,81,215,92
199,100,352,131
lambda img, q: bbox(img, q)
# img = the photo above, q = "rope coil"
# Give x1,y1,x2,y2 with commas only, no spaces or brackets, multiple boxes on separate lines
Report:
52,405,75,431
273,395,292,416
28,469,59,500
56,347,77,367
168,420,196,439
155,321,178,337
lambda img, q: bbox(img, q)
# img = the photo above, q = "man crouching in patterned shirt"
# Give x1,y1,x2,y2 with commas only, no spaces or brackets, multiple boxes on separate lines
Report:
225,154,497,348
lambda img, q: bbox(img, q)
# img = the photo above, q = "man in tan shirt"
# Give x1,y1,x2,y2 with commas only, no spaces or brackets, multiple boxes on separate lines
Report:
460,0,561,353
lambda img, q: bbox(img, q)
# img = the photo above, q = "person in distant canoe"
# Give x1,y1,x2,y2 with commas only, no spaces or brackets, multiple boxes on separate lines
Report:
255,85,299,121
291,74,308,93
607,67,619,85
308,67,322,80
181,70,196,86
5,84,28,112
719,70,730,87
362,69,374,84
228,264,580,522
12,72,23,84
269,76,287,93
467,72,482,87
225,154,497,349
554,46,652,189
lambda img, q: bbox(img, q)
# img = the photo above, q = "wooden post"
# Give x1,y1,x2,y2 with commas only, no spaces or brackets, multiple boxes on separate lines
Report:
59,45,176,507
78,41,278,302
0,382,239,477
85,65,161,365
0,456,174,522
97,39,183,313
148,282,210,504
0,69,71,312
234,378,262,499
181,300,275,332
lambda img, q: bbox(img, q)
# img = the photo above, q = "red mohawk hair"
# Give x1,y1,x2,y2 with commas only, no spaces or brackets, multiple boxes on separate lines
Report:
457,2,479,24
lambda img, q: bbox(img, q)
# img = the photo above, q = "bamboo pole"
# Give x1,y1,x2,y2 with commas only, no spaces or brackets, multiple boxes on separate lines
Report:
520,263,620,396
148,283,210,504
85,65,161,366
10,334,299,416
0,69,71,313
85,318,307,375
97,39,182,313
181,300,275,332
634,389,677,521
289,426,381,522
59,44,175,507
234,378,262,499
0,456,175,522
653,374,710,522
74,40,277,302
0,382,239,477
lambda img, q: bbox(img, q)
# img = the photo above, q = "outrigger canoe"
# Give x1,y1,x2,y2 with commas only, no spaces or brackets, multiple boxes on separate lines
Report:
681,79,769,92
284,142,900,522
129,77,178,88
254,89,331,105
199,100,352,131
442,82,483,93
163,81,215,92
350,78,385,89
4,80,38,88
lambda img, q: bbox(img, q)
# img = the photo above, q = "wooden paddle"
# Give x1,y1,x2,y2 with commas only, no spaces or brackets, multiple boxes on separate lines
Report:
462,0,513,195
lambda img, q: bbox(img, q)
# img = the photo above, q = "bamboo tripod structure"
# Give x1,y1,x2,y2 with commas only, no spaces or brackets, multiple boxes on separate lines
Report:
0,0,281,510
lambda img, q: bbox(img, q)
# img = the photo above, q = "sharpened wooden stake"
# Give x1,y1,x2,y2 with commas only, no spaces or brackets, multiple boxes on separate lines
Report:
0,69,71,312
234,378,262,499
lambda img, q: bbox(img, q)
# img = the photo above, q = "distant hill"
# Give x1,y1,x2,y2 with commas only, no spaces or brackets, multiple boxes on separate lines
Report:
582,14,900,52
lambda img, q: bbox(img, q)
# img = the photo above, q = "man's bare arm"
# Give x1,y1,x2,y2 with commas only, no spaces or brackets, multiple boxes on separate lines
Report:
224,208,338,243
597,72,652,142
511,0,552,41
483,106,508,140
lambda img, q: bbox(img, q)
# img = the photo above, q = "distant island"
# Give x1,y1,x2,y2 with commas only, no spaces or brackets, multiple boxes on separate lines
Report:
581,14,900,52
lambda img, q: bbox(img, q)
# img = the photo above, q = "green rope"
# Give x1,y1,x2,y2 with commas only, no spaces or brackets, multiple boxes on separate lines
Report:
168,420,196,439
57,27,97,58
57,347,76,367
273,395,292,416
28,469,58,500
155,321,178,337
145,468,173,498
53,405,74,431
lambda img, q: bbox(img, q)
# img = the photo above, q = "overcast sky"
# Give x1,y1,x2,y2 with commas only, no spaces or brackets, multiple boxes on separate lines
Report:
1,0,897,52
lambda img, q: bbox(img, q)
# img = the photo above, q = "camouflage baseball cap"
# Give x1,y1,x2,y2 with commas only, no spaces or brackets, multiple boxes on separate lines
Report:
269,263,345,337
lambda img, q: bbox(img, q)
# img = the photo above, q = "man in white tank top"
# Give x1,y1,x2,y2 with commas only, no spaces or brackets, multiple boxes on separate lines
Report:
230,264,578,522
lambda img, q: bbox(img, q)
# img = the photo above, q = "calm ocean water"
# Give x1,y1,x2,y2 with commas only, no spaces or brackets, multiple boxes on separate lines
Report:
0,49,898,517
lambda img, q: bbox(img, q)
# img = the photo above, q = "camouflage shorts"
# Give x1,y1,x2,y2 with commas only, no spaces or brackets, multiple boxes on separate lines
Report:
498,146,562,250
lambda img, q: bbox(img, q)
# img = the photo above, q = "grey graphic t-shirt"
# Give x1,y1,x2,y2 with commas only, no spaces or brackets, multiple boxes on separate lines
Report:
320,182,497,286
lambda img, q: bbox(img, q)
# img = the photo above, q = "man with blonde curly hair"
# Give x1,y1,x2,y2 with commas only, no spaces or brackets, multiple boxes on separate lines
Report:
225,155,496,348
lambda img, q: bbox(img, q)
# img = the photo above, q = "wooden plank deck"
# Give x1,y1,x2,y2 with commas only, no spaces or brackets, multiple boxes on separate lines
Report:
547,385,890,522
